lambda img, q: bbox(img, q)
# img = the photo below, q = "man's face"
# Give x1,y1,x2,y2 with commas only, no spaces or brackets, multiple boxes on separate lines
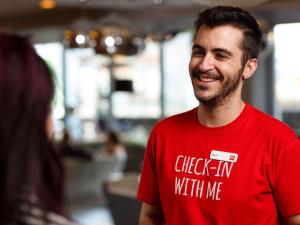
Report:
189,25,246,107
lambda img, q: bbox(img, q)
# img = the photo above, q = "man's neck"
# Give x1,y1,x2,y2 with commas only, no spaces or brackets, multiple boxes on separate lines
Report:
197,98,245,128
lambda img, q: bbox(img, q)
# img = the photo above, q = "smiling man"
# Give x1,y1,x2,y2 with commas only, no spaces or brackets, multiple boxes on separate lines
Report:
137,6,300,225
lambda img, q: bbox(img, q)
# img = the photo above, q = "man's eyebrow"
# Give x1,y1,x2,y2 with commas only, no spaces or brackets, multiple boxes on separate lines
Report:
192,45,232,56
212,48,233,56
192,44,205,51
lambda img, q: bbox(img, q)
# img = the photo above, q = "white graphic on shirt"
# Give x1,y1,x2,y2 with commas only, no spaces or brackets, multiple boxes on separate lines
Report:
174,153,236,201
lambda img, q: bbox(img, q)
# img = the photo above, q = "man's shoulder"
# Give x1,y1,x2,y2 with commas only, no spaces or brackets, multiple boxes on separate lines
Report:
249,104,298,140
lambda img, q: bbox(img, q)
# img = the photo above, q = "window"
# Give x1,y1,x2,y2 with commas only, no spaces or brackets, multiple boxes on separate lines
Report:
112,41,161,118
274,23,300,133
163,31,198,116
35,42,64,120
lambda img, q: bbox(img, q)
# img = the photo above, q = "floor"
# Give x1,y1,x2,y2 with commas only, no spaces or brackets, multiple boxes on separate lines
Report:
68,200,114,225
66,172,141,225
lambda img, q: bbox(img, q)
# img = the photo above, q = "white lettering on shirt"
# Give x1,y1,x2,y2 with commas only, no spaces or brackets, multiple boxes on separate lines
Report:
174,154,236,201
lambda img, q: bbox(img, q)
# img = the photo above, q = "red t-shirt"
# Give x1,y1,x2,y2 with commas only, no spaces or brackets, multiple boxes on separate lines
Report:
137,104,300,225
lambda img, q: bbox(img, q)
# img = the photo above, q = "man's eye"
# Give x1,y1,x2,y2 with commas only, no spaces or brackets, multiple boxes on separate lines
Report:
192,51,205,57
215,53,228,60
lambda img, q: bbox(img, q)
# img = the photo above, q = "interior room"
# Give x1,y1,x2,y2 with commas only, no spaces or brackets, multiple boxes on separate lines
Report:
1,0,300,224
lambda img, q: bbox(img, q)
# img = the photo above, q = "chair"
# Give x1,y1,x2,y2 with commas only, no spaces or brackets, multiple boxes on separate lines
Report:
64,156,127,202
104,173,141,225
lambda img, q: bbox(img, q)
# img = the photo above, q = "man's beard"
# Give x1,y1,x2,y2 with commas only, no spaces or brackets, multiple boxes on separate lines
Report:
191,66,244,108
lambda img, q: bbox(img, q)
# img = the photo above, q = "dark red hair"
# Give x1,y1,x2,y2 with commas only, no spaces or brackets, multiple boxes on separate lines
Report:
0,32,65,223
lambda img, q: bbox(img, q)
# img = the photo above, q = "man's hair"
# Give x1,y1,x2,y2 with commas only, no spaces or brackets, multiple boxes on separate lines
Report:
194,6,262,65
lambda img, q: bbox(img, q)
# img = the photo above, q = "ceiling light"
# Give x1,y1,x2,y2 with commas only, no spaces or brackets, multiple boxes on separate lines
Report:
105,36,115,47
153,0,164,5
107,46,117,54
191,0,269,8
75,34,86,45
39,0,56,9
115,36,123,45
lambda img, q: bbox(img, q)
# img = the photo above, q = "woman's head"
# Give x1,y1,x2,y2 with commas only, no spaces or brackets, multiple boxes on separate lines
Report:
0,32,64,221
0,32,54,136
107,131,120,145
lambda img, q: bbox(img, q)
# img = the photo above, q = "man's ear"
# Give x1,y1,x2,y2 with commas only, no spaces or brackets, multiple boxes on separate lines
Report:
242,58,258,80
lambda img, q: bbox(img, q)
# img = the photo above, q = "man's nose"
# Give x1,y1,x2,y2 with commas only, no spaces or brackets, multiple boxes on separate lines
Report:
198,54,214,71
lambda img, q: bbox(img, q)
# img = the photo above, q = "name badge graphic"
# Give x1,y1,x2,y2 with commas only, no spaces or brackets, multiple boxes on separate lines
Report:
210,150,238,163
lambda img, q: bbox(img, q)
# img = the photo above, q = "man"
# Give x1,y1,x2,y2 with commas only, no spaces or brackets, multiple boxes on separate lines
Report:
137,6,300,225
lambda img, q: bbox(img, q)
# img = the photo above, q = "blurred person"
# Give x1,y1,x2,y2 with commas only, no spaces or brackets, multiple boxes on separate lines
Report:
59,128,92,160
95,131,127,160
137,6,300,225
0,32,76,225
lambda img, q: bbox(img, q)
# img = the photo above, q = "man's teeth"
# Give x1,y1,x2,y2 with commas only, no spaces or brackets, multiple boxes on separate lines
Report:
199,77,216,82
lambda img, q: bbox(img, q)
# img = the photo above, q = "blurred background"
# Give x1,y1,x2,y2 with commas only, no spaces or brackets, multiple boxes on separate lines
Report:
1,0,300,224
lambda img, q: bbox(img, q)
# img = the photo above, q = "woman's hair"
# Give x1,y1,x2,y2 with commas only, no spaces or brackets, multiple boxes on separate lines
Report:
0,32,65,222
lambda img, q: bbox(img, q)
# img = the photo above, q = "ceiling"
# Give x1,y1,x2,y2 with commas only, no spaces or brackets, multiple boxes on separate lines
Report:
1,0,300,37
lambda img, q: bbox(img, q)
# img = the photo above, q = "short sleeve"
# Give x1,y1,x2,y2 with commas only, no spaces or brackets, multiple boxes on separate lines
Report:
137,129,161,206
274,140,300,218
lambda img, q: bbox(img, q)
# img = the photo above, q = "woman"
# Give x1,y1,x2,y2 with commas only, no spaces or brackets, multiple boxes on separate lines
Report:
0,32,75,225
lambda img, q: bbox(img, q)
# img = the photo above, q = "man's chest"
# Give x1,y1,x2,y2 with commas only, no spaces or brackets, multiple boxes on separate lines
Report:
155,134,274,210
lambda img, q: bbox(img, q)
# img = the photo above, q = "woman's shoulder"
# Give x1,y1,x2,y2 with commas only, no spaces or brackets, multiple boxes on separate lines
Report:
14,188,78,225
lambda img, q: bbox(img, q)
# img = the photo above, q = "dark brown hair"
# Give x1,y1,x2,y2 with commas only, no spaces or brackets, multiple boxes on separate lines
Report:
0,32,65,223
194,6,262,65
